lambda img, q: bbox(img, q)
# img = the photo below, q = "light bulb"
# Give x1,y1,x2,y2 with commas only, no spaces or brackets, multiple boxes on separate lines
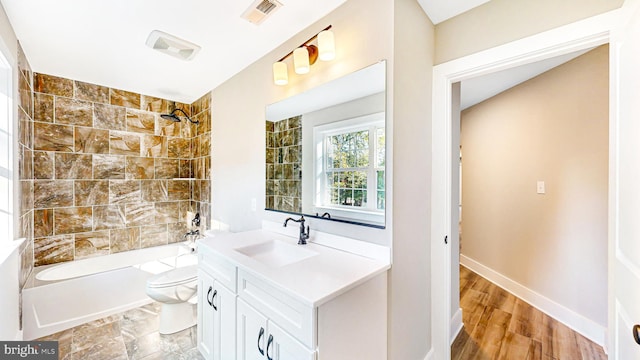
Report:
293,47,310,74
318,30,335,61
273,61,288,85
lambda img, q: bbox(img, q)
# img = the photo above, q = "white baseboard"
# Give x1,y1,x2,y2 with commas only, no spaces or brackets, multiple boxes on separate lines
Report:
460,255,606,346
450,307,463,344
423,348,434,360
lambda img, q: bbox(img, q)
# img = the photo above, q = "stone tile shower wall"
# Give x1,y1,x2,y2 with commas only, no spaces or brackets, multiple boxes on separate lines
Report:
189,93,212,230
265,117,302,213
23,73,211,267
17,42,35,314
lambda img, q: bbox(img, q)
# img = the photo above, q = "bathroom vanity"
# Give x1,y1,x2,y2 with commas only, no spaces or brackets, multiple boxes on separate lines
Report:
196,222,390,360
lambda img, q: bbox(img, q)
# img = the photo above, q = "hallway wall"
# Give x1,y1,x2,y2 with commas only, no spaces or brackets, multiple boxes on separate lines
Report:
460,46,609,332
434,0,623,64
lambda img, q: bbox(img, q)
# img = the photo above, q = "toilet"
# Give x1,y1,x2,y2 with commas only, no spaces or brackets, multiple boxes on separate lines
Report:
145,265,199,334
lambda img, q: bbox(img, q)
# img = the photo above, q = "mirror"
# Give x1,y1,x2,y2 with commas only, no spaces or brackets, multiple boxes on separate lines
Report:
265,61,386,228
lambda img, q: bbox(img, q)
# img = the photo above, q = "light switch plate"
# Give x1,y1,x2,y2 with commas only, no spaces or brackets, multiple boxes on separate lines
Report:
537,181,545,194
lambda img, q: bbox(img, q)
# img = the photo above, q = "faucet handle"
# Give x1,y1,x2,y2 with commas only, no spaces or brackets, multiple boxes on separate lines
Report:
192,213,201,227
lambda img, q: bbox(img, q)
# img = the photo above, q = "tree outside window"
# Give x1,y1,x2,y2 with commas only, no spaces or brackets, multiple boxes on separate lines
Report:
322,123,385,212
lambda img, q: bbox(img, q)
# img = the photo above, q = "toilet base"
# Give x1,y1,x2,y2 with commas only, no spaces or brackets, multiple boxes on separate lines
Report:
158,301,197,335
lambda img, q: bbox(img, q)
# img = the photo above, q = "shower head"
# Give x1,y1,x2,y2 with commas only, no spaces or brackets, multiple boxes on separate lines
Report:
160,108,199,124
160,113,181,122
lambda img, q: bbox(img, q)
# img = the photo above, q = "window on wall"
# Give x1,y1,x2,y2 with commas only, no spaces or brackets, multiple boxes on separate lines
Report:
314,113,385,219
0,51,13,240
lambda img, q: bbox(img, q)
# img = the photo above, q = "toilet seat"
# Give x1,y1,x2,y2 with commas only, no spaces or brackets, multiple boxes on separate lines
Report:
147,265,198,288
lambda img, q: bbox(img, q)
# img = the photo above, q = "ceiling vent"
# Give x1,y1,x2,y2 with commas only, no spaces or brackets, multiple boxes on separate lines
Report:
241,0,283,25
145,30,201,61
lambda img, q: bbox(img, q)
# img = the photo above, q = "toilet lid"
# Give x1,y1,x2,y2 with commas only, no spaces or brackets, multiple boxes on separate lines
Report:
147,265,198,288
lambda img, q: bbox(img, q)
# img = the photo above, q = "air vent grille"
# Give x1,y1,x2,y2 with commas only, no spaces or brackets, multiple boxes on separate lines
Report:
241,0,283,25
256,0,277,14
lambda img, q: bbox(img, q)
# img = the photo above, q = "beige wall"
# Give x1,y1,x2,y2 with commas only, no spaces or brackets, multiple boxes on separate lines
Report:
390,0,434,358
211,0,434,357
460,45,609,326
0,4,17,60
211,0,394,238
434,0,623,64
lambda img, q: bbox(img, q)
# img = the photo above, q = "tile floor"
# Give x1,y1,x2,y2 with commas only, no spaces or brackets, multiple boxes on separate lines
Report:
36,302,204,360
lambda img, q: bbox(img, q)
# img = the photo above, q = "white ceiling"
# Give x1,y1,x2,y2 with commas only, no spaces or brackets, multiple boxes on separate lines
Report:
417,0,490,25
0,0,350,103
0,0,492,104
266,61,385,120
9,0,582,110
460,48,591,110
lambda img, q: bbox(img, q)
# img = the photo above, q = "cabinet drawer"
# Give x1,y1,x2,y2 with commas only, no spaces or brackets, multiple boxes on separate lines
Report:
238,269,315,348
198,246,237,292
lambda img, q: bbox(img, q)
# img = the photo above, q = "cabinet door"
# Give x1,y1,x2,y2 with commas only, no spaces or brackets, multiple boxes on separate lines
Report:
197,270,215,360
267,321,315,360
237,298,268,360
212,281,236,360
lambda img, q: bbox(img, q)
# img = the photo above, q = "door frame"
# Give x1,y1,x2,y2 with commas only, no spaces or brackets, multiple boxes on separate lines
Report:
430,4,632,359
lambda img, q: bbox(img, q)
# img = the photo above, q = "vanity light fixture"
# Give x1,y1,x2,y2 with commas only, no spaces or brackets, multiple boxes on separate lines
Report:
272,25,335,85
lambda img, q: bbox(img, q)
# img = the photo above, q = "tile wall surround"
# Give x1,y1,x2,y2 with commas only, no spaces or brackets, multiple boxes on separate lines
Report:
265,116,302,213
17,67,212,268
17,42,35,328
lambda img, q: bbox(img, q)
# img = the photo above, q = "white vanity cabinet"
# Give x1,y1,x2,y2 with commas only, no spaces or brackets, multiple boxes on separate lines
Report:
197,270,215,359
236,269,316,360
237,298,314,360
197,247,237,360
197,229,390,360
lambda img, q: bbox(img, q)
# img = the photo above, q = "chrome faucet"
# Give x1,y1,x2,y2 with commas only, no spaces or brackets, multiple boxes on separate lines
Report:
184,212,202,243
283,215,310,245
183,229,200,239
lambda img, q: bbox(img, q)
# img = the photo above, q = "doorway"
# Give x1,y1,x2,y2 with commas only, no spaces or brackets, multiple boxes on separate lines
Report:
452,45,609,357
429,13,616,360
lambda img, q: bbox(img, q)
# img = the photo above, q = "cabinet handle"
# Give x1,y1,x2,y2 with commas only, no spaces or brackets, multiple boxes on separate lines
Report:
206,286,213,306
212,289,218,311
266,334,274,360
257,327,265,355
634,324,640,345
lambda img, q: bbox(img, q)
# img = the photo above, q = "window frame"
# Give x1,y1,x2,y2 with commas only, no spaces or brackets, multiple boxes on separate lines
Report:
0,43,15,243
312,112,385,222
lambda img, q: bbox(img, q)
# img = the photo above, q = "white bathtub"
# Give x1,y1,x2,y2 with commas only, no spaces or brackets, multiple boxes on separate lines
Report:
1,239,23,341
22,243,198,340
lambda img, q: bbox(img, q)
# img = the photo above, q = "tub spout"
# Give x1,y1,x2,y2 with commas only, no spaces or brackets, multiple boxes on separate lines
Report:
183,229,200,239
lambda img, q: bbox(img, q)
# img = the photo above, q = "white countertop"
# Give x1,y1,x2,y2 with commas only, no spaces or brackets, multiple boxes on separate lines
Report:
198,229,390,307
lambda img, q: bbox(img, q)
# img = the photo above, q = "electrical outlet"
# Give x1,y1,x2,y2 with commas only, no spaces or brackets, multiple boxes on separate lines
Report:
537,181,545,194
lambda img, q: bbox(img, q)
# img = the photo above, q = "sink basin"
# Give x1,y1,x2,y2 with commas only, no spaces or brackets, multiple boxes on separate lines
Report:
235,239,318,268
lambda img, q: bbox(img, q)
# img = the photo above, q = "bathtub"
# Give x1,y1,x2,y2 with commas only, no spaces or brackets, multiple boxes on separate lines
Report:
22,242,198,340
1,239,23,341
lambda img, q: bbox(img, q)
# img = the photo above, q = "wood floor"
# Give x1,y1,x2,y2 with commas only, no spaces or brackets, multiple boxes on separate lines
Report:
452,266,607,360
